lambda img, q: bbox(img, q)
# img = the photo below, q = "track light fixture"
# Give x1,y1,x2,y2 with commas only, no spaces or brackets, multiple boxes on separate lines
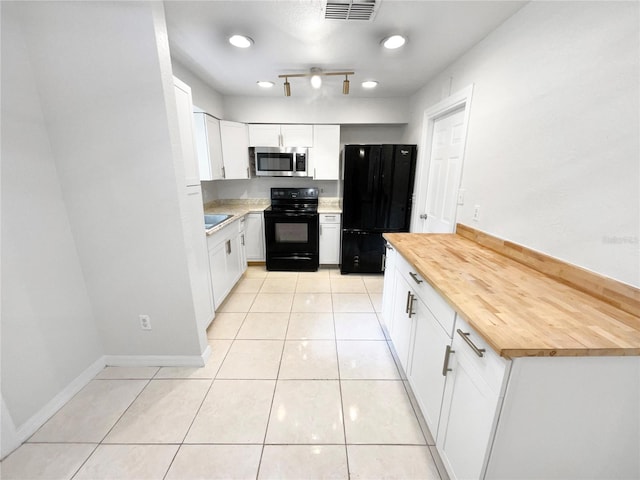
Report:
284,77,291,96
278,69,355,96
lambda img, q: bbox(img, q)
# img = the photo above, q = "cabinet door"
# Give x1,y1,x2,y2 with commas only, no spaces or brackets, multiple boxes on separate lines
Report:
408,298,451,436
281,124,313,147
245,213,265,261
220,121,250,179
248,124,281,147
437,328,506,480
205,115,224,180
311,125,340,180
209,240,229,310
380,243,396,333
173,77,200,186
319,222,341,264
390,275,415,372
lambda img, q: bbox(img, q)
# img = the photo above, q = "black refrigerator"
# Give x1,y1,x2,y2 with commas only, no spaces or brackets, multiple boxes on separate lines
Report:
341,144,417,274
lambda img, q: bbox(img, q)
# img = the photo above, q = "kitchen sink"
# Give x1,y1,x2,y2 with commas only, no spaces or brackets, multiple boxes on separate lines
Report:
204,213,233,229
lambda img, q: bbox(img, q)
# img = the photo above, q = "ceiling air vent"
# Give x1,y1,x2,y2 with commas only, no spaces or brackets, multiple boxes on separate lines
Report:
324,0,379,21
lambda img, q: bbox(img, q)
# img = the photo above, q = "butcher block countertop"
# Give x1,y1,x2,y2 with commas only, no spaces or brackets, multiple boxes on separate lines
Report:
383,230,640,358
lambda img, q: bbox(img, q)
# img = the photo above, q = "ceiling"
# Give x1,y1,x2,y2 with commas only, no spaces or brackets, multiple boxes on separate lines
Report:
164,0,528,99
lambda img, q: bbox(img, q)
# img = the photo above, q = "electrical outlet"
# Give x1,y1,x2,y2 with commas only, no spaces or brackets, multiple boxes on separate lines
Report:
473,205,480,222
139,314,152,330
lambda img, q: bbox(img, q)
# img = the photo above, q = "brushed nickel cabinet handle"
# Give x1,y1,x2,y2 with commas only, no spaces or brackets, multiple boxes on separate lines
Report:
442,345,454,376
409,272,423,284
408,293,416,317
405,291,412,314
456,329,486,357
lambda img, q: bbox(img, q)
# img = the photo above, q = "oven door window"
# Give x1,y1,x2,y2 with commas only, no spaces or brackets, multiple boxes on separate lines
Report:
275,223,308,243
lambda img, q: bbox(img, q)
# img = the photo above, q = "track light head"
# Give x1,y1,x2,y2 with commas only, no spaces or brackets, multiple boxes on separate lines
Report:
343,75,350,95
284,78,291,96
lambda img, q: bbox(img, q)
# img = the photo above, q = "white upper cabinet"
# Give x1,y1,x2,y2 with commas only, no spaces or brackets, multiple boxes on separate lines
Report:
193,112,224,181
310,125,340,180
173,77,200,186
248,124,313,147
220,120,250,179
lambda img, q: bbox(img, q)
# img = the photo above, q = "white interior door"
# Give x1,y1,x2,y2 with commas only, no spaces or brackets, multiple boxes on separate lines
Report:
418,107,466,233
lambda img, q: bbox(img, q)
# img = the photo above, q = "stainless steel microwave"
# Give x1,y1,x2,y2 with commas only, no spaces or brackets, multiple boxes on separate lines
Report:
254,147,309,177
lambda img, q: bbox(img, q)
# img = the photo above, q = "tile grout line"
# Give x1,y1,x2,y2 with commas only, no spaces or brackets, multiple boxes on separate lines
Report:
255,271,295,480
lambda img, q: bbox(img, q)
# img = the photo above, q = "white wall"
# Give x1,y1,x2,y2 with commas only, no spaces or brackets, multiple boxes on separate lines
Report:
340,125,407,145
224,95,410,124
1,3,208,455
1,3,104,453
406,1,640,287
172,60,225,118
204,178,339,202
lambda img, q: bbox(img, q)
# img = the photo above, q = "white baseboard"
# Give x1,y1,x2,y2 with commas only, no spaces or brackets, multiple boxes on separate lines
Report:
104,348,210,368
2,356,106,460
2,348,211,460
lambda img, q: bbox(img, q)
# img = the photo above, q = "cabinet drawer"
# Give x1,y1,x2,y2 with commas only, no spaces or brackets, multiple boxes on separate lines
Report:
452,316,509,395
319,213,341,224
396,254,456,336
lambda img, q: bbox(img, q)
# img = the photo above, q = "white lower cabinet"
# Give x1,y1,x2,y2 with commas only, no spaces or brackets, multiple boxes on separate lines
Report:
385,249,509,480
207,220,246,310
437,316,508,480
319,213,341,264
384,245,639,480
245,212,265,261
390,274,415,372
380,242,397,333
408,298,452,436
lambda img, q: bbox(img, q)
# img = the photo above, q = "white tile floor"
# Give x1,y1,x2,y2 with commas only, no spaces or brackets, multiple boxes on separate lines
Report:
1,266,446,480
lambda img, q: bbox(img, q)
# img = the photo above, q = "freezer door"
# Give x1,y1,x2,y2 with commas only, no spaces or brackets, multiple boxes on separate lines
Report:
340,231,386,274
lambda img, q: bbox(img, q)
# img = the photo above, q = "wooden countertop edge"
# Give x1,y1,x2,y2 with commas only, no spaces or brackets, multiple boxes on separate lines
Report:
383,230,640,359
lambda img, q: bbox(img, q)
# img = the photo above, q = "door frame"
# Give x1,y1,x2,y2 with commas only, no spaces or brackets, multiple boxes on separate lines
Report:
411,84,474,232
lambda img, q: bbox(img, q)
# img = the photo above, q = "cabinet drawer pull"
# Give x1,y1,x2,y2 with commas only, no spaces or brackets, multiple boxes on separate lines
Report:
409,272,423,284
405,290,412,314
226,239,231,255
456,329,486,357
442,345,454,376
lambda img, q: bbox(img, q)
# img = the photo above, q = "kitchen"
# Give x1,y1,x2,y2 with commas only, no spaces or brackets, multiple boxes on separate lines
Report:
2,1,639,479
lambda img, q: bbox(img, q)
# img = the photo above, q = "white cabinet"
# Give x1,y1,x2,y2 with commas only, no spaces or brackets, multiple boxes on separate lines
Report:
381,242,397,334
319,213,341,265
207,220,246,310
248,124,313,147
238,216,248,274
173,77,201,186
245,212,265,261
172,77,214,331
310,125,340,180
193,112,224,181
220,120,250,179
390,274,416,371
437,316,508,480
408,296,452,436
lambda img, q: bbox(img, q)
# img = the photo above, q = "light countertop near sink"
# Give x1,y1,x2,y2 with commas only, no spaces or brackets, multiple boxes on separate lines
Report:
203,199,270,235
203,198,342,234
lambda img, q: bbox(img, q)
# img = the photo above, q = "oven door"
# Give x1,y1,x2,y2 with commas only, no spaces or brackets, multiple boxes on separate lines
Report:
264,211,319,271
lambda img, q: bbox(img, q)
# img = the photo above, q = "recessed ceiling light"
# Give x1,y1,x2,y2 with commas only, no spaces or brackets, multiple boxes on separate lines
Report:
362,80,378,89
257,81,274,88
229,35,253,48
382,34,406,49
